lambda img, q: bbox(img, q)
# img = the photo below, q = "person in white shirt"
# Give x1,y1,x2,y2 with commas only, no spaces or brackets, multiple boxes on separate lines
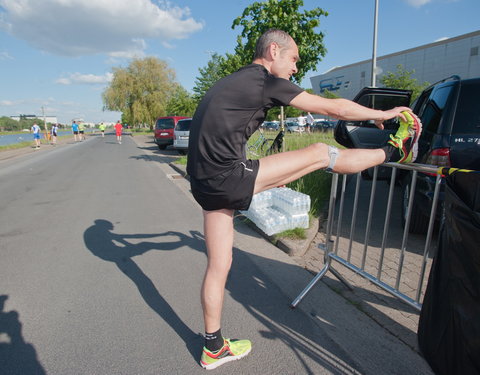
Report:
31,123,41,149
51,123,58,145
306,112,314,133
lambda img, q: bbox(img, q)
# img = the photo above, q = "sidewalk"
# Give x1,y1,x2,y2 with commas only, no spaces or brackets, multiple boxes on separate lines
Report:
0,134,81,163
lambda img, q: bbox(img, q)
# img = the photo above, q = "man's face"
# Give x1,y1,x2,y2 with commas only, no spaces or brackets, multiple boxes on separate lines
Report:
270,39,299,80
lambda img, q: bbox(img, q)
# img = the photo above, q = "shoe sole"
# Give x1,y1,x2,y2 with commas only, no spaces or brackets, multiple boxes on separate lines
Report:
200,347,252,370
400,112,422,163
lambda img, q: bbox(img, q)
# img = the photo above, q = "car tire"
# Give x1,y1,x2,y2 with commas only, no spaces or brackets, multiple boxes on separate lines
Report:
401,174,430,234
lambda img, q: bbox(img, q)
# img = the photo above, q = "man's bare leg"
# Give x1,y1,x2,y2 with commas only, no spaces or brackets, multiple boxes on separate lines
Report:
199,208,253,369
201,208,234,333
255,143,385,193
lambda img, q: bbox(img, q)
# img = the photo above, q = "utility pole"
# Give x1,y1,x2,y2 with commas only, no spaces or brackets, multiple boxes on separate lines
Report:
371,0,379,87
42,106,49,142
280,106,285,152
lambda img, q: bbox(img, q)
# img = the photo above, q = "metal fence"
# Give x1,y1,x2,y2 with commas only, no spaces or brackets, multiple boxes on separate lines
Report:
291,162,444,311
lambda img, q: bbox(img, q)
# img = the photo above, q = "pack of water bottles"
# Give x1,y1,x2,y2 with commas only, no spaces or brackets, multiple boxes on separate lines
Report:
241,187,310,236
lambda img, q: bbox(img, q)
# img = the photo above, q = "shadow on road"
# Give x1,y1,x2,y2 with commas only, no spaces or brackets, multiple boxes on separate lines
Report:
83,219,358,373
133,140,180,164
0,295,46,375
83,220,203,361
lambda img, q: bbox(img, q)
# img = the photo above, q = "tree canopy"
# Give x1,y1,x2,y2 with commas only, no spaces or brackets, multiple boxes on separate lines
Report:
232,0,328,83
0,116,45,132
165,85,197,117
102,57,177,128
192,52,242,101
380,64,429,102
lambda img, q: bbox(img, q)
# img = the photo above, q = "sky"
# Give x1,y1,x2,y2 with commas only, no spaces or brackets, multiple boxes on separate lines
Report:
0,0,478,124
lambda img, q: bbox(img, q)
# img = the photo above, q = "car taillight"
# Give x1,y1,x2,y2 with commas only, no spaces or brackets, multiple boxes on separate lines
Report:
424,148,451,176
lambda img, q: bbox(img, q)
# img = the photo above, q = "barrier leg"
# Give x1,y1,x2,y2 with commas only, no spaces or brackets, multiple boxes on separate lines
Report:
290,255,332,308
290,173,340,308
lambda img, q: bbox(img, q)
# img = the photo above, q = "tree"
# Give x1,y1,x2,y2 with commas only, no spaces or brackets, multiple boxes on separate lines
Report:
165,85,197,117
232,0,328,83
192,52,243,101
0,116,21,131
380,64,429,102
320,89,340,99
192,53,226,101
103,57,177,129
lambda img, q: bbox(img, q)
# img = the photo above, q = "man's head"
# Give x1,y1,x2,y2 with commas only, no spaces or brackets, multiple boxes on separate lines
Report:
253,29,299,80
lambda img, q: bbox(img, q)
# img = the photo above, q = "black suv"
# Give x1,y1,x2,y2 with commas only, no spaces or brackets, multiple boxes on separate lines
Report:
334,76,480,233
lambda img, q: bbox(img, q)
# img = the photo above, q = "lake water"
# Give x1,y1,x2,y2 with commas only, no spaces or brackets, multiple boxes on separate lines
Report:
0,131,75,146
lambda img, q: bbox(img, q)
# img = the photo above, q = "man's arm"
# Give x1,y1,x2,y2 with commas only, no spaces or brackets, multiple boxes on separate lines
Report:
290,91,411,129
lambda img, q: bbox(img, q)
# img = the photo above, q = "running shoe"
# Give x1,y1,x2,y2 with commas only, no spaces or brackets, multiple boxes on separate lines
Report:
200,338,251,370
387,111,422,163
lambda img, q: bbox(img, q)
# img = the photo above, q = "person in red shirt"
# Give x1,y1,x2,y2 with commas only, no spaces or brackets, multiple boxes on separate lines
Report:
114,121,123,144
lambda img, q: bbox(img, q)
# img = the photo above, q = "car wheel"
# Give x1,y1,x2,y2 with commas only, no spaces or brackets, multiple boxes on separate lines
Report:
401,174,429,234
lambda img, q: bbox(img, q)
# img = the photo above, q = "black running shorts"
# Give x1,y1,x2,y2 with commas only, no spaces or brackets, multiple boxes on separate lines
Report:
190,159,259,211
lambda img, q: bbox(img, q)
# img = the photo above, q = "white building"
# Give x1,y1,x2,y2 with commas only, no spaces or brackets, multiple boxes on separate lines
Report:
310,30,480,100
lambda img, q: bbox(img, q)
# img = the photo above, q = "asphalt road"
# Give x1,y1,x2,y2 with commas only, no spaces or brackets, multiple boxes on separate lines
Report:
0,134,434,374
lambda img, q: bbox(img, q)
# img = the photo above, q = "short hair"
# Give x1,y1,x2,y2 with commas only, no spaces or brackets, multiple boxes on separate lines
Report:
254,29,293,59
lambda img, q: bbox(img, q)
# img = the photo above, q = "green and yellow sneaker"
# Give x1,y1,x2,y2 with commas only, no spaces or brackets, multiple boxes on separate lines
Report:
200,338,252,370
388,111,423,163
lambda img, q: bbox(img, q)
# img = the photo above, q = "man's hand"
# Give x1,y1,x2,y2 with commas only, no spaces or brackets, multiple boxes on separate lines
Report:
374,107,412,130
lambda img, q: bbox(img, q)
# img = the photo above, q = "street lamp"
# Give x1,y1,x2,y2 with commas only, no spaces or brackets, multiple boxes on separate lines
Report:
371,0,379,87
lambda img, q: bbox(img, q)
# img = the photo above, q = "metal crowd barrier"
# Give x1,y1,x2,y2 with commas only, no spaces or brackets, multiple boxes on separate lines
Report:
291,162,444,311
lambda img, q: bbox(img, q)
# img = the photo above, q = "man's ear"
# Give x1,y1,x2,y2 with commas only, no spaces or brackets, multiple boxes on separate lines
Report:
268,42,277,60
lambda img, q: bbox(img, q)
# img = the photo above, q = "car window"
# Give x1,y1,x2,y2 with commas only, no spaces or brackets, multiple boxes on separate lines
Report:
156,118,175,129
352,94,411,130
175,120,191,131
419,86,453,135
452,83,480,134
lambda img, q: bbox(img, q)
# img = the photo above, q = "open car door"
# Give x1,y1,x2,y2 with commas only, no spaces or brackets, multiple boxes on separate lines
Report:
334,87,412,179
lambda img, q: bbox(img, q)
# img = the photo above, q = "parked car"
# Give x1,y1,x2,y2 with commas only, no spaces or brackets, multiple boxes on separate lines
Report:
334,76,480,233
153,116,189,150
262,121,280,131
173,118,192,155
312,120,336,132
286,121,304,133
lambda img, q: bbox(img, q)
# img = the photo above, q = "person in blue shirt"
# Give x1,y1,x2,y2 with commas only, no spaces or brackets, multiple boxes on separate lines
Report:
72,121,79,142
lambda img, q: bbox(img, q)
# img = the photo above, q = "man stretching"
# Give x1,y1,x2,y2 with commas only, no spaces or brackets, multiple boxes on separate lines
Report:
187,29,421,370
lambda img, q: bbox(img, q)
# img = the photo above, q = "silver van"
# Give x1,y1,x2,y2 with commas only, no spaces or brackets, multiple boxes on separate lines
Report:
173,118,192,155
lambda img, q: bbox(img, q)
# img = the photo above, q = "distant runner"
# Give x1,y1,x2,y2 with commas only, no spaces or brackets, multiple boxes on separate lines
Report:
78,122,86,141
114,121,123,144
99,123,106,137
31,122,41,149
72,121,79,142
51,123,58,145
